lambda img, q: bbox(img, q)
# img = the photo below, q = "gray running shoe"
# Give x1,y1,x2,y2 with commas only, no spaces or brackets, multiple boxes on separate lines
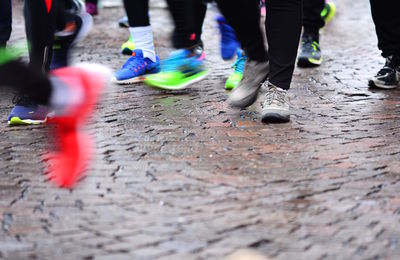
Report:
261,82,290,123
227,59,269,108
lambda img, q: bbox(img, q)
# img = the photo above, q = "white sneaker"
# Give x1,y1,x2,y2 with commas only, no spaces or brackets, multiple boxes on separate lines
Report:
261,82,290,123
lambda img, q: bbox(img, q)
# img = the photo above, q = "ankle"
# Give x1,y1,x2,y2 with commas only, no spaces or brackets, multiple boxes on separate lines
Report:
302,32,320,43
385,55,400,68
186,42,204,58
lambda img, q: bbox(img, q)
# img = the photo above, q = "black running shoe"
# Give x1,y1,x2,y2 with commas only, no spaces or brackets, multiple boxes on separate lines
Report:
369,56,400,89
297,35,322,68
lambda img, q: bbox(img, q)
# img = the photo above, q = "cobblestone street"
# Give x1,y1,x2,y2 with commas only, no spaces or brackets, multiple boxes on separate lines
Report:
2,0,400,259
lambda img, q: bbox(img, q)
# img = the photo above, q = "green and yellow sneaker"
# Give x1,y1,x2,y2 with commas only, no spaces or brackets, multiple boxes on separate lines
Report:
121,35,135,56
225,49,246,90
321,1,336,26
297,35,322,68
144,48,208,90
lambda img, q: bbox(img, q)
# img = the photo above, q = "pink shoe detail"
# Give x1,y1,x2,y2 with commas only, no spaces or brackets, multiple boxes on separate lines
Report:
85,3,98,16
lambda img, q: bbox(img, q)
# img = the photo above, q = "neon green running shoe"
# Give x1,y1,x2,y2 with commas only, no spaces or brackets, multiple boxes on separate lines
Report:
121,35,135,55
0,44,27,65
225,49,246,90
145,49,208,90
321,1,336,26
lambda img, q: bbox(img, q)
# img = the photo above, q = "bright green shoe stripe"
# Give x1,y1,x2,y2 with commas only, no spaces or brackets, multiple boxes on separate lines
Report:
8,117,47,126
8,117,27,126
145,70,208,90
225,72,243,90
308,57,323,65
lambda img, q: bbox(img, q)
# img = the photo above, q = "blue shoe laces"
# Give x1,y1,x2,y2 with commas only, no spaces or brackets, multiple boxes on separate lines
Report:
232,51,246,73
122,56,146,71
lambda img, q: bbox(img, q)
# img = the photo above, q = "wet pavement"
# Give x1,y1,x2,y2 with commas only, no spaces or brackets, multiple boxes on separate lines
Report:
1,0,400,259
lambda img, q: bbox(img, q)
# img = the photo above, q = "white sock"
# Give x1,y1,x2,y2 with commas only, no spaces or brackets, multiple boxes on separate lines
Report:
129,26,156,62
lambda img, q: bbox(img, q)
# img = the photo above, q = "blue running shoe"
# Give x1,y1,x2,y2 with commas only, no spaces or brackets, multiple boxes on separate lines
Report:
216,16,240,61
8,95,50,126
112,49,161,84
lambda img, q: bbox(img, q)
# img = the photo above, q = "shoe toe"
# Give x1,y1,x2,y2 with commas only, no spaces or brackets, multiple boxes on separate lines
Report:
228,87,258,108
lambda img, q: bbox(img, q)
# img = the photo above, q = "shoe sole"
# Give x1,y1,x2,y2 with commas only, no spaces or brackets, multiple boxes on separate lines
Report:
119,22,129,28
8,117,47,126
112,76,144,85
297,57,322,68
228,89,259,108
112,68,161,85
145,70,209,90
368,79,399,89
261,112,290,123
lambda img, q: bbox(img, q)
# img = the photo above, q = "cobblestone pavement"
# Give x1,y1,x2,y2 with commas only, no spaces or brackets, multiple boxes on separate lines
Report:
1,1,400,259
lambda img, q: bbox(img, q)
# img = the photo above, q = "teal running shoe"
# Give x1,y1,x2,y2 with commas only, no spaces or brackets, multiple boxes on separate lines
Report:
144,48,208,90
225,49,246,90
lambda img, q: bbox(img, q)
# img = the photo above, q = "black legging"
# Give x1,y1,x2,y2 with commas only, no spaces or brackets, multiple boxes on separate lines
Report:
0,0,12,47
303,0,324,36
123,0,150,27
0,60,52,105
122,0,206,49
24,0,67,73
1,0,74,104
86,0,98,4
370,0,400,57
217,0,302,90
166,0,207,49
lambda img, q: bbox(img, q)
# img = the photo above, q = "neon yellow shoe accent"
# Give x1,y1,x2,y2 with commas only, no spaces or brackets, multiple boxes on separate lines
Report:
225,71,243,90
8,117,47,126
321,2,336,25
121,35,135,55
308,57,323,65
